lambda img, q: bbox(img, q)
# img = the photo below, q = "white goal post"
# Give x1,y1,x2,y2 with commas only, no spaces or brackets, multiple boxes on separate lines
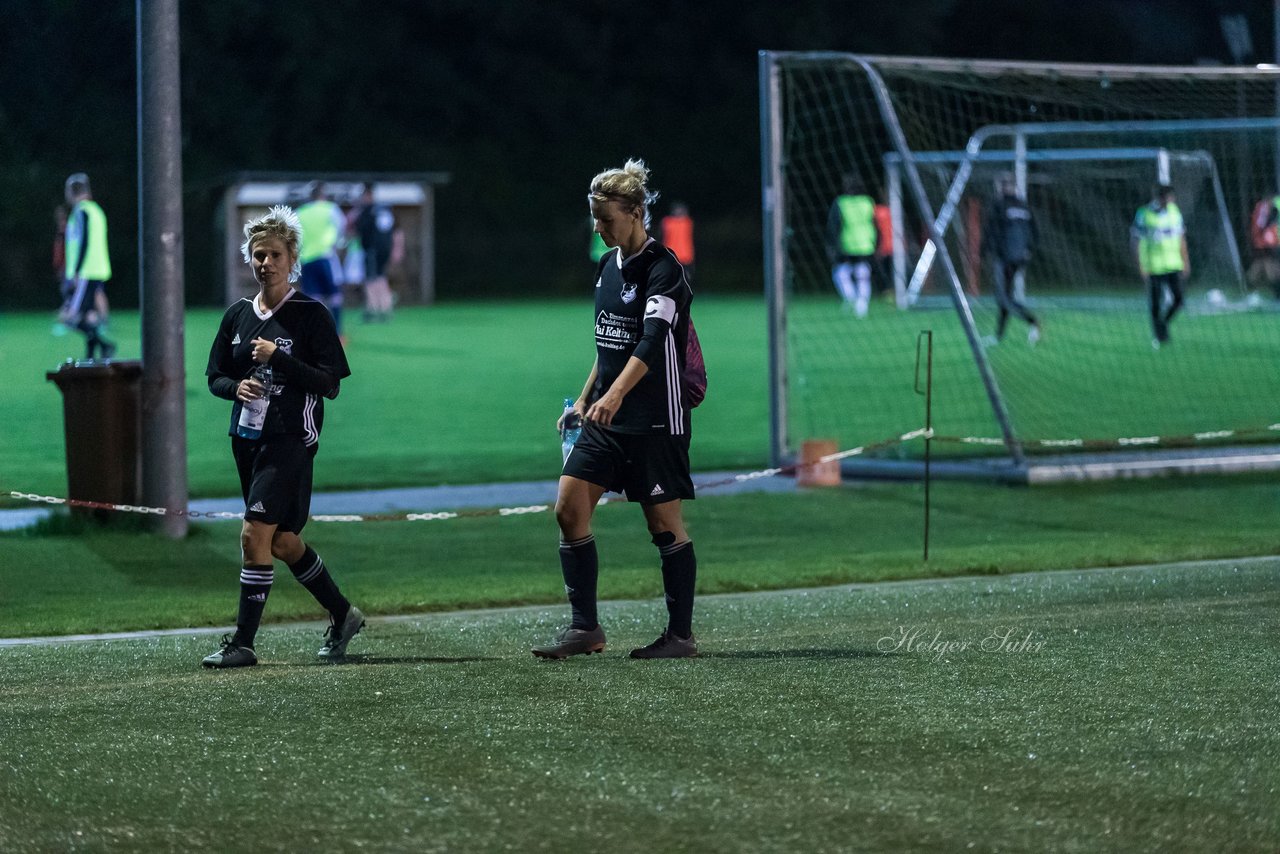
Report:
889,144,1248,307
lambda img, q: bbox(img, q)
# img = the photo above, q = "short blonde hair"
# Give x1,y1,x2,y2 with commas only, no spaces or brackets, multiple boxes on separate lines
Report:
240,205,303,282
589,158,659,228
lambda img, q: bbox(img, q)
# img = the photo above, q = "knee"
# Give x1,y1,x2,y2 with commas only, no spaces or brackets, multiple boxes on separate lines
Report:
650,530,677,549
240,521,272,558
270,531,303,563
554,500,586,535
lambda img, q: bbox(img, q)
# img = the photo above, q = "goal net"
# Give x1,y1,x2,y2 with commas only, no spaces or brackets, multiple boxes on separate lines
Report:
760,53,1280,473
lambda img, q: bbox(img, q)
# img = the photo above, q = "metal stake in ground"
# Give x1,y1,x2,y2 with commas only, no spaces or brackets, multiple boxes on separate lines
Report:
915,330,934,561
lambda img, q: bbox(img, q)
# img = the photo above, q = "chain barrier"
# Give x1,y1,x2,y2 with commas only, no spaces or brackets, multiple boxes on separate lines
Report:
6,423,1276,524
935,422,1280,452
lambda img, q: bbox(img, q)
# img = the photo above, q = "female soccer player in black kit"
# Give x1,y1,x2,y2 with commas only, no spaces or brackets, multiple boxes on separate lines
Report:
533,159,700,660
202,206,363,668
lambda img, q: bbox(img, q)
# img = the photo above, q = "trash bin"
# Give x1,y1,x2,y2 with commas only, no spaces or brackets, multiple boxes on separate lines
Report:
46,359,143,517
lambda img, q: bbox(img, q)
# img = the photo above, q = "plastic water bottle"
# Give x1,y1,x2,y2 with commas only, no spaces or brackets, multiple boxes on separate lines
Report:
235,365,274,440
561,397,582,463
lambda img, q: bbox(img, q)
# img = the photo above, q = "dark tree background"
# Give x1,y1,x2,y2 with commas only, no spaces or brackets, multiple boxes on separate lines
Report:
0,0,1267,309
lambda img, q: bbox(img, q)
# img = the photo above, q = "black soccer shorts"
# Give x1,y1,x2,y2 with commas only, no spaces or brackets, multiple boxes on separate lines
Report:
562,422,694,504
232,435,317,533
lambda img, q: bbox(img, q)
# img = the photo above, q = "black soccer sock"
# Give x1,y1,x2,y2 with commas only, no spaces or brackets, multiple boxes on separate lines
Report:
288,546,350,622
559,534,599,630
234,564,274,648
996,307,1010,339
655,535,697,639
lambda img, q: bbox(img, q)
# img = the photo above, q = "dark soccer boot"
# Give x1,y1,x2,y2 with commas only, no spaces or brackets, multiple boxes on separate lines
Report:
202,634,259,669
318,605,366,660
629,631,698,660
531,625,606,659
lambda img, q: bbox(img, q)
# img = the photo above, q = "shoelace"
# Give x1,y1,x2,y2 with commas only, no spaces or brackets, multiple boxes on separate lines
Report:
323,623,341,645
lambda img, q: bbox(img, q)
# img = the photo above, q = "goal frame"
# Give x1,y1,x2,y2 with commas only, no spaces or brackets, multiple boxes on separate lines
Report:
758,51,1280,479
887,145,1247,307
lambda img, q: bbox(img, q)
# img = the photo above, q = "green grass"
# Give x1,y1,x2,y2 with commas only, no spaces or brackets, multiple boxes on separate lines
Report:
4,298,1280,851
3,474,1277,638
0,296,769,501
7,294,1278,508
786,294,1280,455
2,559,1276,852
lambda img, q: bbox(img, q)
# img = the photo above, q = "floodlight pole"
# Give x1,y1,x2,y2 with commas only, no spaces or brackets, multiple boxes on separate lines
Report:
137,0,188,538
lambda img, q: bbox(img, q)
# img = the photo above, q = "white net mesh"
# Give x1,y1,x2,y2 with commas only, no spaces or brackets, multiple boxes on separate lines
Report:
764,55,1280,461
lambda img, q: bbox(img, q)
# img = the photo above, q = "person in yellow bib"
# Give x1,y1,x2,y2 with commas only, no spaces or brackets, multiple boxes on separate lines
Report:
1130,184,1190,348
825,174,881,318
296,182,347,337
62,173,116,360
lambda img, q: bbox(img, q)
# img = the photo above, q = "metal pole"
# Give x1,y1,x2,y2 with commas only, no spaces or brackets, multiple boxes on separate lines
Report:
759,51,789,467
1275,0,1280,190
419,183,436,305
887,157,907,307
137,0,188,538
854,55,1024,465
915,331,933,561
1013,133,1028,303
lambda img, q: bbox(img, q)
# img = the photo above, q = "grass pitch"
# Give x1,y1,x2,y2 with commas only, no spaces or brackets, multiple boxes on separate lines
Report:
3,473,1279,638
785,293,1280,456
0,298,768,502
2,559,1276,852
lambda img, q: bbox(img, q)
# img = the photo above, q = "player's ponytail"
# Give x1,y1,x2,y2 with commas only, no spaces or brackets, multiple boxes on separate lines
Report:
589,158,660,228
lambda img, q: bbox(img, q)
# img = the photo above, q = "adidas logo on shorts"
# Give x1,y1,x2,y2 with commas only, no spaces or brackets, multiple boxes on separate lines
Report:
650,483,665,497
249,501,266,513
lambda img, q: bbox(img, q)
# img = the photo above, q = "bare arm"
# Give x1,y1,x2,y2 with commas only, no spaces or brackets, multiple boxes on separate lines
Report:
585,356,649,428
558,359,598,432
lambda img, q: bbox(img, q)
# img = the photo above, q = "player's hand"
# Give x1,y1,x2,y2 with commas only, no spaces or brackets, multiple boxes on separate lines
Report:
585,392,621,427
557,400,587,433
250,337,277,363
236,377,266,402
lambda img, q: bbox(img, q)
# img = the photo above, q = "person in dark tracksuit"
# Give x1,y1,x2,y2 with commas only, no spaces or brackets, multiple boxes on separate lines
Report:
982,173,1041,345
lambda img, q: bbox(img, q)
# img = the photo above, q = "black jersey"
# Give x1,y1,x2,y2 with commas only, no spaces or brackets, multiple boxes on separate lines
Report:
984,194,1038,264
206,288,351,446
356,203,395,262
592,238,692,436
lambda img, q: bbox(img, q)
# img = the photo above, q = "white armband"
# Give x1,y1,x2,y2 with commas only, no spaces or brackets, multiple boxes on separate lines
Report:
644,295,677,325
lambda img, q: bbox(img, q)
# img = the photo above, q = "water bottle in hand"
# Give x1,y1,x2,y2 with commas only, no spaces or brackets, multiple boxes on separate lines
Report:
561,397,582,463
235,365,274,440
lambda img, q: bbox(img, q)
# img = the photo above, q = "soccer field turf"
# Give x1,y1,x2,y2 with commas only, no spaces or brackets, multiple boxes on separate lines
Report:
1,297,770,502
7,293,1278,508
783,293,1280,458
2,559,1276,852
4,474,1279,638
